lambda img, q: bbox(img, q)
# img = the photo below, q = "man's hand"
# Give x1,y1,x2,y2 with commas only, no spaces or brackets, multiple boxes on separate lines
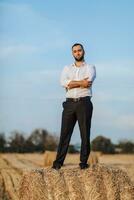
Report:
80,78,92,88
67,82,80,90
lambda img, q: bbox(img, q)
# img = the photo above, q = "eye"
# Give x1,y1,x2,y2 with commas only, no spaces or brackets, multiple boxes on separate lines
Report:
73,49,82,53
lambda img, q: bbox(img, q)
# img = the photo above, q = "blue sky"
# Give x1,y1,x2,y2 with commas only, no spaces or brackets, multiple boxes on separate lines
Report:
0,0,134,144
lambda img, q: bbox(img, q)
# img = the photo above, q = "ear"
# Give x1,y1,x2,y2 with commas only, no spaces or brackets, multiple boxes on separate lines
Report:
83,49,85,56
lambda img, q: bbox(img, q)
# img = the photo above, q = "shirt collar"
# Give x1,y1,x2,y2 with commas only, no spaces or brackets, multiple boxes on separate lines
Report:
71,61,86,67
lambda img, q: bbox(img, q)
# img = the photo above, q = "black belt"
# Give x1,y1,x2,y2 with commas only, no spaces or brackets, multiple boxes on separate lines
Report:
66,96,91,102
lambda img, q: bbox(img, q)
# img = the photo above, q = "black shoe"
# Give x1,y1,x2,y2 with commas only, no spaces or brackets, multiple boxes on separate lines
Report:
79,163,89,169
52,163,62,170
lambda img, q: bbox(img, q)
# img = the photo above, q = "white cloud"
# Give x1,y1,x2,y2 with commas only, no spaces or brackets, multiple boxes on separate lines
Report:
93,101,134,134
0,2,70,60
94,60,134,80
114,115,134,131
0,68,64,100
0,45,38,58
94,91,134,103
92,60,134,106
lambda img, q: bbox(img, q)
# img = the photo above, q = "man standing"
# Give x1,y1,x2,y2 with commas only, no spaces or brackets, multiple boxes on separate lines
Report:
52,43,96,170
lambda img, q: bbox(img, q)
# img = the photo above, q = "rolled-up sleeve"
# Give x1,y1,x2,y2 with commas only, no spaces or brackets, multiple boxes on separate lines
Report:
60,66,71,88
88,65,96,82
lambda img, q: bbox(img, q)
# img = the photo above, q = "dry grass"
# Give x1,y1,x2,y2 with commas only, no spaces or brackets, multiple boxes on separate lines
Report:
44,150,99,167
16,153,45,167
19,164,134,200
2,153,40,170
0,172,4,199
0,153,134,200
44,150,56,166
87,151,99,165
0,155,22,200
99,154,134,183
1,169,21,200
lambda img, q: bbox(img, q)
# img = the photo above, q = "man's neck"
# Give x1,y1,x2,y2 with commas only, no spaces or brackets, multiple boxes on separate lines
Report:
75,60,85,67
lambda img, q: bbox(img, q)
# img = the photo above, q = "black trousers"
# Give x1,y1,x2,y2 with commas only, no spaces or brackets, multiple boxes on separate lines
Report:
53,96,93,166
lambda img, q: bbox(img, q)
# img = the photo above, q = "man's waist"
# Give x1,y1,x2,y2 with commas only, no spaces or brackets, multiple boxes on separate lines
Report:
66,96,91,102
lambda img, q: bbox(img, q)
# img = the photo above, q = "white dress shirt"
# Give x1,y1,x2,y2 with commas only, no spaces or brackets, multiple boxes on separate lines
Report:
60,62,96,98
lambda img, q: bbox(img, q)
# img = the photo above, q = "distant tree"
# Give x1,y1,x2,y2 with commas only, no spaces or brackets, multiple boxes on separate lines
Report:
24,138,35,153
27,129,49,152
45,134,59,151
9,131,26,153
91,135,115,154
118,140,134,153
0,133,6,152
68,144,79,153
2,128,69,153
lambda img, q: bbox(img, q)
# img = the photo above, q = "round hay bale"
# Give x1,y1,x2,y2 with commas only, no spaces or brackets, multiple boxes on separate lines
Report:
44,151,56,166
0,172,4,200
19,169,48,200
94,151,103,157
19,164,134,200
87,151,99,165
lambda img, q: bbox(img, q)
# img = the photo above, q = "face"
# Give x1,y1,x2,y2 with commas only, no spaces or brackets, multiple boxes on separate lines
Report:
72,45,85,61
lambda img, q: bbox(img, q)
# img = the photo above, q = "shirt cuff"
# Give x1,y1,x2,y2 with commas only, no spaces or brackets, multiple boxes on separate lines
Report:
64,80,71,88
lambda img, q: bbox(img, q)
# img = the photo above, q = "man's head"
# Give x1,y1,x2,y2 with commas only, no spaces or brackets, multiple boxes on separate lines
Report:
72,43,85,62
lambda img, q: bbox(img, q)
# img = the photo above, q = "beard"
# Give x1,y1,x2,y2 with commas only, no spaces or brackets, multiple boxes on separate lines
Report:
74,54,84,62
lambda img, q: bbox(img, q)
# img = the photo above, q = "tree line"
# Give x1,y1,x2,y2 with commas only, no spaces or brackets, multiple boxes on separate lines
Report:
0,130,134,154
0,129,59,153
91,135,134,154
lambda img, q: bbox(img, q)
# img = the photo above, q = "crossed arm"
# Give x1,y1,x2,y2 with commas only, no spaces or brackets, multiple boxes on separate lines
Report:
66,77,92,90
61,65,96,90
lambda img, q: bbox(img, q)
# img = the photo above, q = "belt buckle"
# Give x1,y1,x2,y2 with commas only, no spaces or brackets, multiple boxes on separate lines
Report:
74,97,80,102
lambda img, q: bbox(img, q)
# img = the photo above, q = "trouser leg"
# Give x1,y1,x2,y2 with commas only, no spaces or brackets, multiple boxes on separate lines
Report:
53,101,77,166
76,98,93,164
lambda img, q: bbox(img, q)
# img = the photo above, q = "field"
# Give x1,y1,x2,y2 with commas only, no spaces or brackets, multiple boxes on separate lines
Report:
0,152,134,200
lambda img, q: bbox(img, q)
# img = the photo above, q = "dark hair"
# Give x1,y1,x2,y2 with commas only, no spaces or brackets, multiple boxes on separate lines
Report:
72,43,84,50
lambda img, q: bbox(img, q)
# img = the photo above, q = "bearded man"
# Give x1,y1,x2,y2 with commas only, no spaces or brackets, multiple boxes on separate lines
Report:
52,43,96,170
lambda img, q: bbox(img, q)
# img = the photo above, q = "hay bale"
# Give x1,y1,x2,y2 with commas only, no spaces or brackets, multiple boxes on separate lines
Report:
94,151,103,157
19,169,48,200
44,151,56,166
0,172,4,200
1,169,21,200
19,164,134,200
87,151,99,165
